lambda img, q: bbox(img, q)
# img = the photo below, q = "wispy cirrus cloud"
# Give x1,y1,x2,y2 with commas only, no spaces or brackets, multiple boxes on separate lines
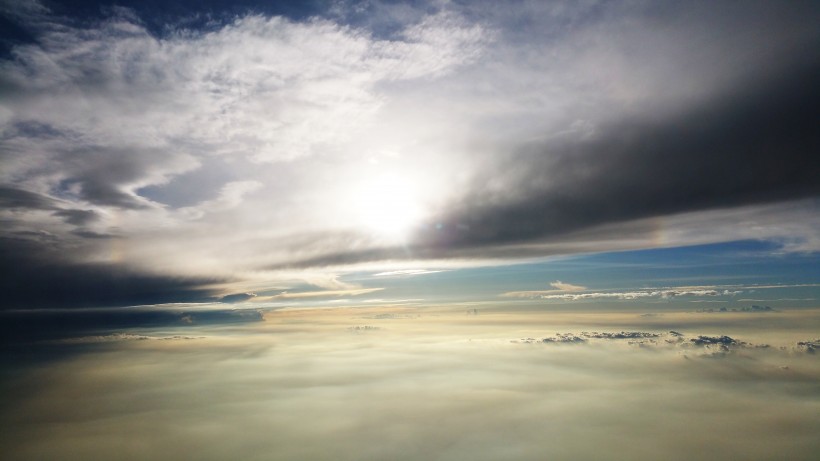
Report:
373,269,446,277
263,288,384,300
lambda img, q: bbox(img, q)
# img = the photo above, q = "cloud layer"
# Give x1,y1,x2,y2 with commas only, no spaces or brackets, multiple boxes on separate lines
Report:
1,1,819,308
2,307,819,460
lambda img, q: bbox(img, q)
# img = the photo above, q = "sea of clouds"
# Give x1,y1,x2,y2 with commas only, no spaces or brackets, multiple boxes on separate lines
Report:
2,306,818,460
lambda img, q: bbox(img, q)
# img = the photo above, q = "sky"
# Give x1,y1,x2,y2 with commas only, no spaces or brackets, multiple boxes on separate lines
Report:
1,1,819,459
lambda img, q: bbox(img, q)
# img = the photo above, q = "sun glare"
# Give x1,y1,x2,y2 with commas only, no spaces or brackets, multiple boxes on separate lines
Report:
355,174,424,239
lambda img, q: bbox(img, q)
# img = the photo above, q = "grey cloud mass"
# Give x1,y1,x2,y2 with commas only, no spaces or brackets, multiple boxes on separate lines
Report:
0,238,221,311
52,208,98,226
0,186,56,210
418,58,820,249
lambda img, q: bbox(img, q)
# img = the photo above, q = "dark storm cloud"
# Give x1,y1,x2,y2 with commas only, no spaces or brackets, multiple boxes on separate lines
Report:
1,187,102,229
0,237,221,310
219,292,256,303
52,208,98,226
416,57,820,250
53,146,180,210
0,186,55,210
70,229,115,239
0,307,263,346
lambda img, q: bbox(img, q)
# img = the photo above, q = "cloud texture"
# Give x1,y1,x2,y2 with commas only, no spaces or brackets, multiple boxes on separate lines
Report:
2,307,819,460
1,0,819,308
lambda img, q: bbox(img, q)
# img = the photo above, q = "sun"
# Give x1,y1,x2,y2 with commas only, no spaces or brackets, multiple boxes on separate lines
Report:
354,174,424,240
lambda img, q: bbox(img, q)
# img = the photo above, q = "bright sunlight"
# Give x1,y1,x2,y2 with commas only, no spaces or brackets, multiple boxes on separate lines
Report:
354,174,424,240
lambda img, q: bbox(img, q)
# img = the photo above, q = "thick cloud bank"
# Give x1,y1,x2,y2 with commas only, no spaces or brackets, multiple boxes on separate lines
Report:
2,307,819,460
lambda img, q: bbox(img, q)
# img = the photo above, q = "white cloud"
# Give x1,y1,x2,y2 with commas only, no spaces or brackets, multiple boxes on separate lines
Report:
505,285,743,301
178,180,263,220
0,6,491,277
502,280,586,298
373,269,445,277
4,306,820,460
2,10,487,164
263,287,384,300
549,280,585,291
